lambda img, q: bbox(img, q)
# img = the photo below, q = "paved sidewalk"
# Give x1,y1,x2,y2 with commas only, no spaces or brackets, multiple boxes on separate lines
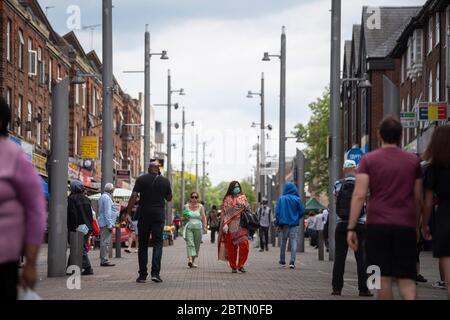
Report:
35,233,447,300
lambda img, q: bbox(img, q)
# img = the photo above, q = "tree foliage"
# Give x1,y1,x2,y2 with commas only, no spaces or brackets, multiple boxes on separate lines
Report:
293,88,330,195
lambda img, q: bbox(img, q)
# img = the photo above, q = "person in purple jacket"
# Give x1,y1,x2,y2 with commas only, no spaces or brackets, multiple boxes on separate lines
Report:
0,97,46,300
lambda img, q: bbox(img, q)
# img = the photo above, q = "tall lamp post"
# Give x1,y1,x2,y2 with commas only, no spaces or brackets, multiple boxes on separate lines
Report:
181,107,194,214
167,69,185,223
123,26,168,172
101,0,114,192
247,72,266,204
263,26,286,196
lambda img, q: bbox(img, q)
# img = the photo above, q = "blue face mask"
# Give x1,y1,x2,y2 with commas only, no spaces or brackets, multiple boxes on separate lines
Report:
233,187,241,194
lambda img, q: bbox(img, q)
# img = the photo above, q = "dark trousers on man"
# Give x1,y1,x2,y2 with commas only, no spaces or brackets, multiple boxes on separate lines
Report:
259,226,269,250
0,262,18,300
138,219,164,278
332,223,369,293
210,227,219,244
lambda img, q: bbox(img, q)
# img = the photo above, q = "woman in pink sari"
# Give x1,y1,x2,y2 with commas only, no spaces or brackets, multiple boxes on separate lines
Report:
218,181,250,273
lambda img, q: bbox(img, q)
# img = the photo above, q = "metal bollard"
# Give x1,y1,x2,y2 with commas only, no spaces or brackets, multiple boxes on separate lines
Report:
318,230,324,261
69,231,84,270
115,226,121,258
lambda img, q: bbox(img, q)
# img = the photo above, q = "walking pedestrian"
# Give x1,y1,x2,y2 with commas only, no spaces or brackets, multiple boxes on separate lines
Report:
275,182,305,269
183,192,208,268
208,205,220,244
98,183,117,267
422,125,450,299
218,181,250,273
0,97,46,300
257,198,272,252
306,212,317,247
347,116,423,300
322,207,330,251
172,214,182,240
126,161,172,283
67,180,94,275
331,160,372,297
125,206,138,254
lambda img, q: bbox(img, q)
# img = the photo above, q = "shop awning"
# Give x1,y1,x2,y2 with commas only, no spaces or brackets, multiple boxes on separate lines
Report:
305,198,326,212
88,188,132,201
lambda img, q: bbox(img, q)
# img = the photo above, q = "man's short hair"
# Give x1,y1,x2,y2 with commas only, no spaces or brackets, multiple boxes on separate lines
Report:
379,115,402,145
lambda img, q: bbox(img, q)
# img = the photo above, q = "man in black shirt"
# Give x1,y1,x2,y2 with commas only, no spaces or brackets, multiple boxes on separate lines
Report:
127,161,172,283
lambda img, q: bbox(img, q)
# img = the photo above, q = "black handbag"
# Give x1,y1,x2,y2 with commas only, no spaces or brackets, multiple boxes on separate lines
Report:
240,208,260,231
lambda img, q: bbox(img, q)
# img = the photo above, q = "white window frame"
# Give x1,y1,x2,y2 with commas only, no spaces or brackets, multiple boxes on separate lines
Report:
17,95,22,136
429,71,433,101
27,101,32,140
75,84,80,105
82,83,86,109
28,38,37,76
49,58,53,92
436,12,440,46
401,54,405,83
428,16,433,54
18,30,24,70
48,115,52,149
92,86,97,116
75,124,79,155
57,64,61,80
37,108,42,146
436,63,440,101
6,19,11,62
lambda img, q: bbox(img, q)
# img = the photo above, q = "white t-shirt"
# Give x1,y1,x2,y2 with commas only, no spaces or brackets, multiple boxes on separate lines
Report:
313,213,324,231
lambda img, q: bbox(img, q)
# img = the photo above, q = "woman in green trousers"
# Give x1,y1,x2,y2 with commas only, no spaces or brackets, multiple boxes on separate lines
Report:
183,192,207,268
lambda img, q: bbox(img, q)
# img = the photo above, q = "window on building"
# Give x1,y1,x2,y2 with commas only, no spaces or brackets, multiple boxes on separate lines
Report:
17,95,22,136
49,58,53,92
82,84,86,109
57,64,61,80
75,124,79,155
429,70,433,101
48,115,52,149
436,63,440,101
75,84,80,105
37,108,42,146
28,38,37,76
6,88,12,131
38,47,45,84
18,30,24,70
92,86,97,116
401,54,405,83
27,101,32,140
413,29,423,66
436,12,440,46
428,16,433,53
7,19,12,62
406,38,412,74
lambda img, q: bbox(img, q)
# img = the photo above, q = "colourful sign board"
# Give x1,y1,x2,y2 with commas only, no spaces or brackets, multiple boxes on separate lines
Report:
32,153,48,177
418,103,448,122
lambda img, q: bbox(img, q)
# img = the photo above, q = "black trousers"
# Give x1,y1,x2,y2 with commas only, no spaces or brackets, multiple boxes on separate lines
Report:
0,262,18,300
259,226,269,250
138,220,164,278
210,227,219,243
332,223,369,292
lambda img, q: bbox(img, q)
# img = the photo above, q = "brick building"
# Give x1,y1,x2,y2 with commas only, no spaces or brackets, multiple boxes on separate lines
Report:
0,0,145,190
390,0,450,153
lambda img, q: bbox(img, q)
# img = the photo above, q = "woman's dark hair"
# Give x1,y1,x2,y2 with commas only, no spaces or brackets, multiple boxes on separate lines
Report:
223,181,242,202
211,205,217,210
423,125,450,169
190,191,199,199
378,115,402,145
0,97,12,137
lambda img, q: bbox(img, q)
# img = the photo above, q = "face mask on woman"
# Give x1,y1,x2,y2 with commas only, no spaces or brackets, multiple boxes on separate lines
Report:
233,187,241,195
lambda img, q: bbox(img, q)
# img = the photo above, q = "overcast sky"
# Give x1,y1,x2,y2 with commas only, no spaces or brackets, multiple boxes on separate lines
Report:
38,0,425,185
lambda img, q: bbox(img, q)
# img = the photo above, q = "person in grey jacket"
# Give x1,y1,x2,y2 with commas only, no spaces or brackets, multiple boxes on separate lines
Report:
97,183,117,267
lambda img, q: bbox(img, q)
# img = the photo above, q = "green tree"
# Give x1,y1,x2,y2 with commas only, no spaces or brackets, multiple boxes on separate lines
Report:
293,88,330,195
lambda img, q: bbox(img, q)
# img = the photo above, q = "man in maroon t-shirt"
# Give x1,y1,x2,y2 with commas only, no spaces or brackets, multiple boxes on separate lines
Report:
347,116,423,300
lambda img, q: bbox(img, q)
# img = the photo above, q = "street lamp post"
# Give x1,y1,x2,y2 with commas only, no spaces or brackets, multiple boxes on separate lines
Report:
247,72,266,204
181,107,194,214
263,26,286,196
101,0,113,192
166,70,185,223
195,134,199,193
124,26,168,173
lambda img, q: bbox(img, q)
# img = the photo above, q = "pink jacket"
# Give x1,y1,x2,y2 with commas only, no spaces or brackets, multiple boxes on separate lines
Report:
0,138,46,264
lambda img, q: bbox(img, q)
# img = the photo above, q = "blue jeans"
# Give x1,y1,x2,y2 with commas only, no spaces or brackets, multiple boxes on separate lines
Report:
279,225,299,265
